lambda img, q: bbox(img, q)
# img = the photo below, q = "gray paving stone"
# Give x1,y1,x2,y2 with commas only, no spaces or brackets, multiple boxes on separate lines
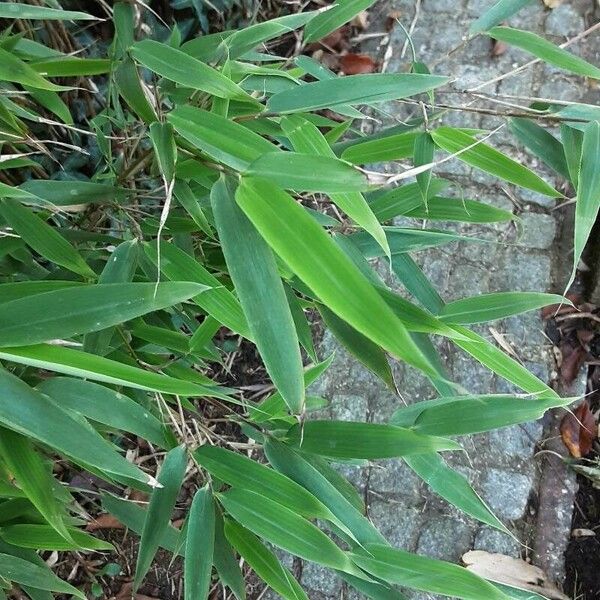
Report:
518,212,557,250
416,517,475,562
301,562,342,596
474,526,523,557
480,468,533,520
545,4,584,37
368,500,422,550
369,459,423,502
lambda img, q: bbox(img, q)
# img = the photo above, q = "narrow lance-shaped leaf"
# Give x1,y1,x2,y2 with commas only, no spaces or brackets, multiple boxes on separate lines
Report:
487,27,600,80
267,73,449,114
469,0,533,34
0,282,207,347
0,3,97,20
0,524,112,551
0,47,64,91
224,520,308,600
281,114,389,257
0,368,154,488
287,420,460,459
213,510,246,600
0,428,72,543
235,177,436,376
403,197,514,223
149,122,177,183
560,124,583,189
211,176,304,413
439,291,570,324
414,132,435,204
184,486,214,600
0,199,95,278
135,445,188,590
568,120,600,291
114,58,157,124
350,544,509,600
431,128,560,197
405,453,509,533
304,0,378,43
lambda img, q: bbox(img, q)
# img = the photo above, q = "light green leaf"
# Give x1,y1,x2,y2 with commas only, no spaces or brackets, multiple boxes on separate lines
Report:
414,132,435,203
488,27,600,79
0,553,84,599
218,488,355,573
0,344,227,398
401,196,514,223
0,47,64,91
287,420,460,459
341,132,417,164
235,177,435,376
185,486,214,600
0,428,71,542
32,58,111,77
439,291,569,324
0,368,153,488
569,120,600,290
469,0,533,33
149,122,177,182
114,57,157,124
19,180,125,206
0,199,94,278
431,128,560,197
246,152,367,193
350,544,509,600
37,378,171,449
404,453,508,533
268,73,449,113
304,0,377,43
168,105,278,171
0,525,112,551
214,510,246,600
211,176,304,412
0,281,81,303
224,520,307,600
131,40,252,100
0,282,206,347
135,445,187,589
0,4,97,20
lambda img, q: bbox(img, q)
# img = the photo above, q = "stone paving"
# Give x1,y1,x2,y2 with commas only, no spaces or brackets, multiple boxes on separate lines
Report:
278,1,600,598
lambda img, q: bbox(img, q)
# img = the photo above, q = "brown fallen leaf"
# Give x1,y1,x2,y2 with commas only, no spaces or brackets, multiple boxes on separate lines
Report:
491,39,507,57
111,581,161,600
86,513,125,532
560,400,597,458
558,342,586,385
339,53,377,75
385,10,402,32
572,528,596,538
306,26,350,53
462,551,569,600
351,10,368,30
543,0,562,7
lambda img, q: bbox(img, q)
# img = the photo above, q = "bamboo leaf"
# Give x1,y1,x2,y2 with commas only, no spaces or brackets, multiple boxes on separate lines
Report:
135,445,187,590
304,0,377,43
114,57,157,124
431,128,560,197
469,0,533,33
211,176,304,413
0,4,97,20
0,525,112,551
488,27,600,79
401,197,514,224
184,486,214,600
0,47,64,91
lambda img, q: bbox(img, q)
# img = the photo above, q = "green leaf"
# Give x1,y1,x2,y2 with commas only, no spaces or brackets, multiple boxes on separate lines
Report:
264,439,384,546
0,282,206,347
469,0,533,33
0,368,153,488
246,152,368,193
214,510,246,600
0,281,82,303
569,120,600,290
560,124,583,189
149,122,177,182
0,428,71,542
509,118,570,180
131,40,252,100
488,27,600,79
0,525,112,551
0,200,94,278
235,177,435,376
0,4,97,20
211,176,304,413
218,488,355,573
268,73,449,113
168,105,278,171
18,180,125,206
144,240,251,339
304,0,377,43
135,445,188,590
350,544,509,600
404,453,508,532
287,420,460,459
0,553,84,599
114,57,157,124
0,47,64,91
414,132,435,203
184,486,214,600
174,180,212,236
194,445,345,528
392,393,570,436
37,378,171,449
224,520,307,600
401,196,514,223
32,58,111,77
439,291,569,324
431,128,560,197
0,344,227,399
341,132,417,164
281,115,389,256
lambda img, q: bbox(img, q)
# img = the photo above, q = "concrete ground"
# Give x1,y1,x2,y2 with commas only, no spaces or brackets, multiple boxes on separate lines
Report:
269,1,600,598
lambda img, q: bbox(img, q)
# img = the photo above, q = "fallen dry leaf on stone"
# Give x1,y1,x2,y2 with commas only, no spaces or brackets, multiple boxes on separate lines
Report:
340,53,377,74
543,0,562,7
86,513,124,532
572,528,596,538
560,400,597,458
462,551,569,600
